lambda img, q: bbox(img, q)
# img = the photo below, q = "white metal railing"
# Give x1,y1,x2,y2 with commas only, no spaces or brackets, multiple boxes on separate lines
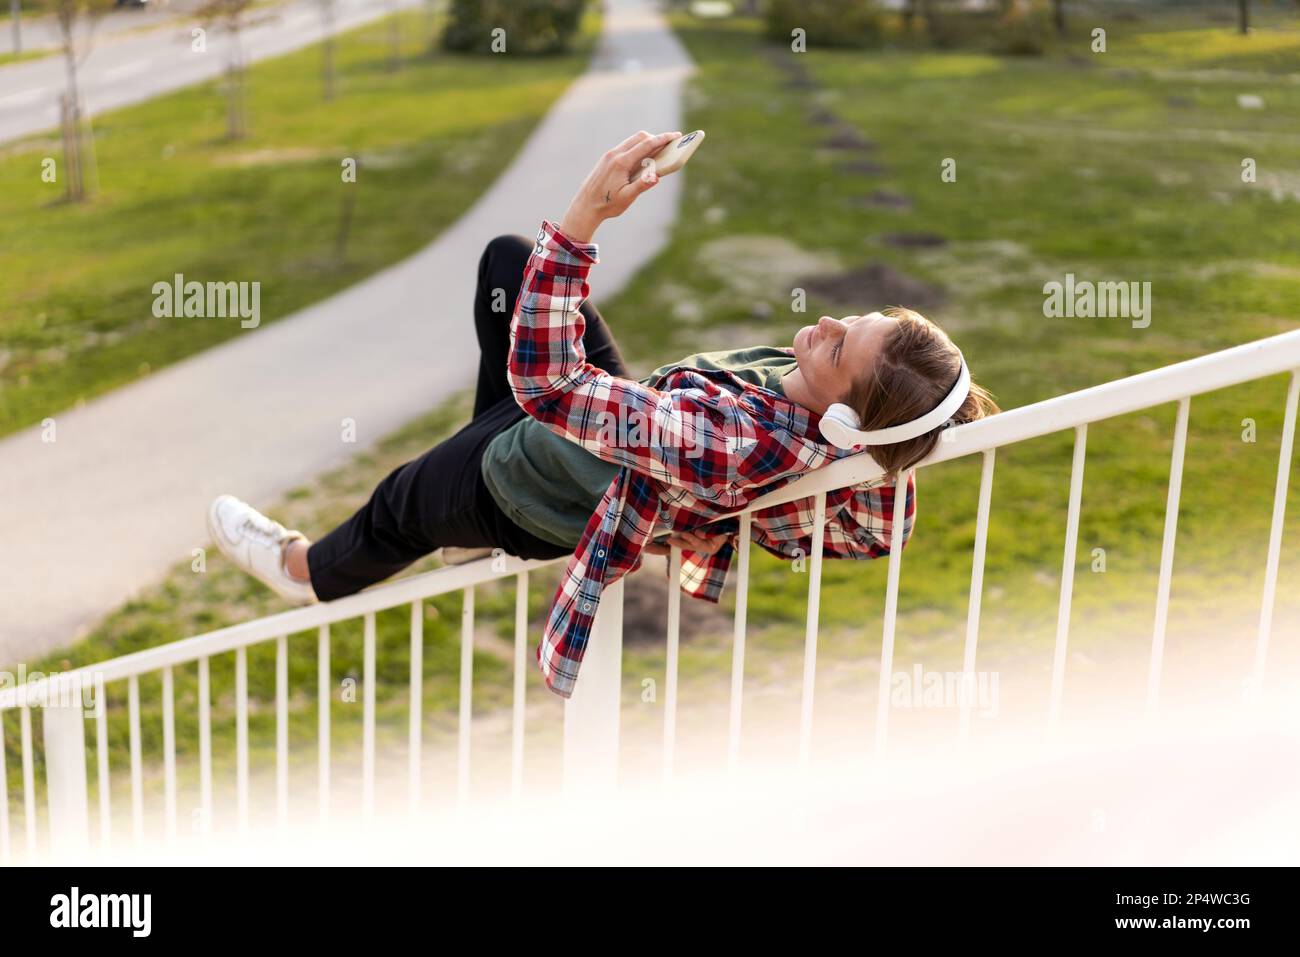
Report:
2,329,1298,862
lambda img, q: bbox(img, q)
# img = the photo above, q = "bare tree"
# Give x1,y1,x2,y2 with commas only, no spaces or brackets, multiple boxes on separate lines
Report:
45,0,106,202
902,0,917,32
317,0,337,100
1052,0,1066,35
9,0,22,55
198,0,253,140
1238,0,1250,35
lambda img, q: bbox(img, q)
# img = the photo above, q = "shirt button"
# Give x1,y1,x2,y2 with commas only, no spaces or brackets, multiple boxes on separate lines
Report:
582,601,593,613
597,549,606,558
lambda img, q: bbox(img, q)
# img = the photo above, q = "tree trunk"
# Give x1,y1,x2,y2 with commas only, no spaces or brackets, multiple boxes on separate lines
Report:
323,15,335,100
1053,0,1066,36
61,47,85,202
1238,0,1249,35
388,2,401,72
226,27,246,140
9,0,21,55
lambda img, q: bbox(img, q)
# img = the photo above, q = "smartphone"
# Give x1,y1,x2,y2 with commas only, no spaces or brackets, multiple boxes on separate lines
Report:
651,130,706,176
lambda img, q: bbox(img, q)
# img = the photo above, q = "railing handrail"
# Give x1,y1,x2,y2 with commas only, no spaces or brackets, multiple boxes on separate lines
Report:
0,554,562,710
746,327,1300,515
4,327,1298,711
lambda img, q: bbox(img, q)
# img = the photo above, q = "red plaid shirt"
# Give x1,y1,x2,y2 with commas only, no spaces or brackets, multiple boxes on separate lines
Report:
510,221,916,698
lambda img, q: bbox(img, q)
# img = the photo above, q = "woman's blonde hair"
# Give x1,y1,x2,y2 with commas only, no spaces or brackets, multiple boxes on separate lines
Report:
845,307,998,477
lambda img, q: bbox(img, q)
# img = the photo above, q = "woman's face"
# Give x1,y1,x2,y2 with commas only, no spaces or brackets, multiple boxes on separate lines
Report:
791,312,898,410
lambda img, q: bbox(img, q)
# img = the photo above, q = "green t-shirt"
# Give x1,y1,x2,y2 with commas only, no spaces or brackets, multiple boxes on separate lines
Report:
481,346,797,548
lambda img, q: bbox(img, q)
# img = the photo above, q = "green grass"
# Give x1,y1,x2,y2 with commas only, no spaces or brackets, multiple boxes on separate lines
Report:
622,2,1300,685
0,46,44,67
7,1,1300,827
0,7,599,438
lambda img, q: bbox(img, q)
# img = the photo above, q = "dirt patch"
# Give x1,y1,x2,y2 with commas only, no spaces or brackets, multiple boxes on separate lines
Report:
809,108,840,127
861,189,913,211
213,146,335,168
621,561,732,646
765,48,820,90
698,234,842,299
822,128,877,152
837,159,887,176
799,262,946,312
882,231,948,249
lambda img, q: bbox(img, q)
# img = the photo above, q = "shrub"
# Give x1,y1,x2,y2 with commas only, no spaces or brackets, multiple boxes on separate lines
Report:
765,0,884,49
993,0,1052,56
442,0,586,56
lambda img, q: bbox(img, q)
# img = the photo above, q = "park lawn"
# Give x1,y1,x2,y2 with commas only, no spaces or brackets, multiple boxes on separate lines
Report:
0,47,44,67
0,7,599,438
6,2,1300,827
623,2,1300,702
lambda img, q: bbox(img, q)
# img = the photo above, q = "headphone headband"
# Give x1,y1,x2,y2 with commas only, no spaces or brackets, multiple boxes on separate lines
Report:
819,357,971,450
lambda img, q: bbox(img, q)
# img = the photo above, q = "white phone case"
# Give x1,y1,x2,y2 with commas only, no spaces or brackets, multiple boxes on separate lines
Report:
651,130,706,176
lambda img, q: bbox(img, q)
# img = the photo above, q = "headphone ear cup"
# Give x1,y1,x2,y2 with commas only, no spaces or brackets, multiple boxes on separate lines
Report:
819,403,864,450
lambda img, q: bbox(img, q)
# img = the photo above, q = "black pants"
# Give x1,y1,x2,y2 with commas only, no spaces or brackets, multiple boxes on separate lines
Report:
307,235,630,601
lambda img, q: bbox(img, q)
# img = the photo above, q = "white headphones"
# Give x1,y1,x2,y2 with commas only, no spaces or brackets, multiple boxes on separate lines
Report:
819,355,971,450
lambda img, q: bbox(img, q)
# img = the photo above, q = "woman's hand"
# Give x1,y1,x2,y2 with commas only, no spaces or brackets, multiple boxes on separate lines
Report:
644,530,731,557
559,130,681,243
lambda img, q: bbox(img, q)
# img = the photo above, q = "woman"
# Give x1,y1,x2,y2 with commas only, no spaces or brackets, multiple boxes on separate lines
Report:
208,131,998,698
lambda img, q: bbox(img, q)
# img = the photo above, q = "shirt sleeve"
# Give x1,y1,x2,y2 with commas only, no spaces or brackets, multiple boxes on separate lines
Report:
508,221,783,504
672,473,916,603
824,473,916,558
750,473,917,562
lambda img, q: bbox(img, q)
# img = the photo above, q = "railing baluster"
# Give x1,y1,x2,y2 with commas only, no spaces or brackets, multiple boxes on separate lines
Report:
458,587,474,808
362,613,376,825
511,572,529,801
0,712,8,858
663,547,682,785
875,471,912,755
276,636,288,829
197,656,211,840
798,491,828,773
409,600,423,813
727,513,752,774
1146,397,1191,714
0,713,9,864
42,691,91,860
1253,369,1300,698
94,674,110,853
562,580,624,793
235,647,249,837
162,666,177,843
960,451,996,741
20,705,34,860
127,675,143,846
317,625,330,826
1049,424,1088,729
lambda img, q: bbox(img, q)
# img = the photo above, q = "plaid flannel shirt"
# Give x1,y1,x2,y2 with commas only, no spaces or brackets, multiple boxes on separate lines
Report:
509,221,916,698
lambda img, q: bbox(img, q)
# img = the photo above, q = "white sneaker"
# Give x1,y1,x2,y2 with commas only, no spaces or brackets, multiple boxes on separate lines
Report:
207,494,317,605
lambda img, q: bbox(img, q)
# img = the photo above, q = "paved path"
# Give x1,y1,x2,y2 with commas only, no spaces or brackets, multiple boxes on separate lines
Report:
0,0,423,144
0,0,693,664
